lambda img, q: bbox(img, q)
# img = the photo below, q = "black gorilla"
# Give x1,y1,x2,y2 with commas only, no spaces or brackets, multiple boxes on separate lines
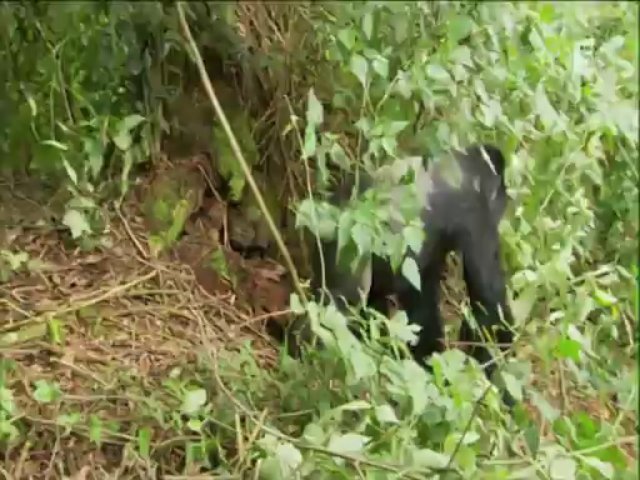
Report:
307,143,514,403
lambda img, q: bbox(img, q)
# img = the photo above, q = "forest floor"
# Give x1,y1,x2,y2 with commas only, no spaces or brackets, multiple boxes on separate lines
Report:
0,167,635,476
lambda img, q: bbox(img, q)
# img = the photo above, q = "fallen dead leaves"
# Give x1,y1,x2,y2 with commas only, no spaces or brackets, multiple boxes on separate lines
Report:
0,177,294,477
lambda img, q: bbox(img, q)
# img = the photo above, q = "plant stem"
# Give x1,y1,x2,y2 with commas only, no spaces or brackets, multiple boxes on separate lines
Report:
175,2,307,305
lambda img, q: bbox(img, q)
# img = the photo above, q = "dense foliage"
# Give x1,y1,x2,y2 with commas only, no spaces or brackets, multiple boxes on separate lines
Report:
0,2,636,478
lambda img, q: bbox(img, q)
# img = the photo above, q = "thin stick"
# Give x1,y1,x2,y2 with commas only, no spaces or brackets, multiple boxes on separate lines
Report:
175,3,307,305
0,270,158,332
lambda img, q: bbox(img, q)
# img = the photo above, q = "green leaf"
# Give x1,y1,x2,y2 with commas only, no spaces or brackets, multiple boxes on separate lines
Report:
47,317,65,345
401,257,421,291
302,124,317,159
539,3,555,23
362,12,373,39
351,223,372,256
89,415,103,445
502,372,523,402
84,137,104,179
350,54,369,87
374,404,399,424
349,346,377,381
321,304,349,332
549,456,576,480
337,28,356,49
511,285,537,326
426,64,452,83
528,28,545,51
395,70,412,98
303,423,324,445
355,117,371,135
529,390,560,422
480,99,502,127
451,46,473,67
296,199,338,240
412,449,449,469
571,44,590,80
336,212,353,263
25,93,37,117
329,142,350,170
524,425,540,457
555,338,581,361
41,139,68,151
581,456,614,479
372,56,389,78
386,120,409,136
327,433,369,455
275,443,303,475
403,224,424,255
0,387,16,415
388,310,420,344
113,130,132,151
289,293,305,314
62,209,92,239
181,388,206,415
306,88,324,127
438,349,468,381
391,12,409,43
454,446,476,471
448,15,474,44
338,400,371,412
120,114,146,132
534,84,559,131
113,114,145,151
187,418,202,432
593,288,617,307
381,136,397,155
599,35,625,58
61,157,78,185
566,324,593,356
56,412,82,428
138,427,151,458
2,251,28,270
32,380,63,404
210,248,232,283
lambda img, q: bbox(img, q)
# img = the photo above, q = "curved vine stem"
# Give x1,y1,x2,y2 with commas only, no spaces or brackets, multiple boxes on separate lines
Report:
175,2,307,305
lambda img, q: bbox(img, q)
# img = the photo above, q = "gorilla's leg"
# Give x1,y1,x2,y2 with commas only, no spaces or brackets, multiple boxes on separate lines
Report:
458,219,515,406
396,265,445,365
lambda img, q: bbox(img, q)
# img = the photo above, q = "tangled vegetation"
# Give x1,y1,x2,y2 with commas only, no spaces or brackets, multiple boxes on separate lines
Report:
0,2,637,479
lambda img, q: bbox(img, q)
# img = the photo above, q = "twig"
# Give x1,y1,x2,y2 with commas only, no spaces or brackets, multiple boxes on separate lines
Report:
53,358,109,387
115,205,149,259
282,95,328,302
234,408,269,475
446,317,530,470
0,270,158,333
13,440,31,480
194,161,230,248
572,435,637,456
557,360,569,413
446,381,494,469
175,2,307,305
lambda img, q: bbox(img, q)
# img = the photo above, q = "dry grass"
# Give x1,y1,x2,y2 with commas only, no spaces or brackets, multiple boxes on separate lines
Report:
0,185,282,477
